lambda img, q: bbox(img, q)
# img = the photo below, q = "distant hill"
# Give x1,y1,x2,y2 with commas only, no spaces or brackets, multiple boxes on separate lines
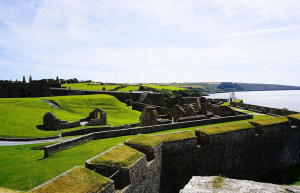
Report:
170,82,300,93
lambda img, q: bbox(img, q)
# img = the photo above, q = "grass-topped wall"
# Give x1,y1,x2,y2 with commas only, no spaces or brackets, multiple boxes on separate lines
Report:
30,166,113,193
286,114,300,126
250,116,290,134
89,144,144,169
150,130,196,142
195,122,255,146
125,134,162,161
250,116,289,126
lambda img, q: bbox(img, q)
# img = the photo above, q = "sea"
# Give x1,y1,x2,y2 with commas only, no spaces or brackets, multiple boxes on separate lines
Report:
207,90,300,112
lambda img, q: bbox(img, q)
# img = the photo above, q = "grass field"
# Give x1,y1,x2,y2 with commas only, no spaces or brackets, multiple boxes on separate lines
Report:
117,85,140,92
0,95,140,138
141,84,186,91
63,83,120,91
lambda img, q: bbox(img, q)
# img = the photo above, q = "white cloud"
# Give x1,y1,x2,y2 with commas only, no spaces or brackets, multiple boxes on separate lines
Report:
0,0,300,85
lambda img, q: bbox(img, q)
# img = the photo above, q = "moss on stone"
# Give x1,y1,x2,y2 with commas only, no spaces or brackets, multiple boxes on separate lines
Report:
30,166,112,193
196,122,254,135
251,116,289,126
126,134,161,148
150,130,196,142
90,144,144,168
286,114,300,121
0,187,25,193
234,99,243,103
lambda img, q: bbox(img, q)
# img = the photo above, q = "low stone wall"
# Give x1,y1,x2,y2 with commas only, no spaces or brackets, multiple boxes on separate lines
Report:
230,102,299,116
0,135,59,142
44,133,94,157
61,123,140,137
44,113,252,157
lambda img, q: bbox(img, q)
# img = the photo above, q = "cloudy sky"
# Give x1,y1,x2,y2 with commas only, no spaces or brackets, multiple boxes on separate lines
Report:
0,0,300,85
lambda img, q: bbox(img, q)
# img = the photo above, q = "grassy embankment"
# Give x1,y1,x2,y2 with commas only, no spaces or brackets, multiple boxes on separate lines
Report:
63,83,120,91
0,106,276,191
0,94,140,138
117,85,140,92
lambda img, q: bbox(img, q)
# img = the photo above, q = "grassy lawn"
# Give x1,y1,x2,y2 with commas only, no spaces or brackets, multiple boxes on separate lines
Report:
0,94,140,138
63,83,120,91
117,85,140,92
0,136,133,191
141,84,186,91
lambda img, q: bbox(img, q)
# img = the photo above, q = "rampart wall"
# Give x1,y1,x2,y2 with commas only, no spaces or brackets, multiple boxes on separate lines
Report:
230,101,298,116
44,113,252,157
38,117,300,193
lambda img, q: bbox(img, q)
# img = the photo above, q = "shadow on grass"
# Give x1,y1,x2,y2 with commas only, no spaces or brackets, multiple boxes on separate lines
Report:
36,125,55,131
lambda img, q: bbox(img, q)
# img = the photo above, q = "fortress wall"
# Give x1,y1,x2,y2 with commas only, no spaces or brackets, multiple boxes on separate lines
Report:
231,102,299,115
85,143,163,193
44,114,252,157
161,121,300,192
38,120,300,192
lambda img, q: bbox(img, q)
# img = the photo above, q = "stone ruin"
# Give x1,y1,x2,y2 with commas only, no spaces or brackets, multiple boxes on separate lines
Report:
43,108,107,130
80,108,107,126
140,106,171,126
138,94,241,126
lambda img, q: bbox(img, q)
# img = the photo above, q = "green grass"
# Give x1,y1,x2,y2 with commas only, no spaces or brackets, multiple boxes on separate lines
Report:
150,130,196,142
118,86,140,92
90,144,144,168
141,84,186,91
125,134,161,148
0,135,133,191
196,122,254,135
30,166,112,193
0,94,140,138
251,116,289,126
63,83,120,91
0,98,59,138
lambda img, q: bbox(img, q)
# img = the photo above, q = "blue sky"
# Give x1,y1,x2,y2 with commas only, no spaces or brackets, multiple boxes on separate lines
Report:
0,0,300,85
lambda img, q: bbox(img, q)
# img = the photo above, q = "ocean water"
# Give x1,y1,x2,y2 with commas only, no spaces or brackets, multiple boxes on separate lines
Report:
207,90,300,112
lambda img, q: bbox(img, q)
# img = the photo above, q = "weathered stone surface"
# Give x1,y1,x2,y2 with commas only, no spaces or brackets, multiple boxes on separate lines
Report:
140,106,171,126
169,105,186,122
183,104,197,116
213,106,237,117
180,176,300,193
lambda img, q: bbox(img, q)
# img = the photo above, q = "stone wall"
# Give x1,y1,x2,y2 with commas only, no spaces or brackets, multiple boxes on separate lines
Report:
161,122,300,192
44,133,94,157
230,102,299,116
38,117,300,193
44,113,252,157
61,123,140,137
0,82,61,98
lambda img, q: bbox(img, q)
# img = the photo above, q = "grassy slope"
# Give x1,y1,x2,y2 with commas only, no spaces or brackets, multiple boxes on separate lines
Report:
117,86,140,92
0,95,140,138
0,98,59,138
142,84,186,91
63,83,120,91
